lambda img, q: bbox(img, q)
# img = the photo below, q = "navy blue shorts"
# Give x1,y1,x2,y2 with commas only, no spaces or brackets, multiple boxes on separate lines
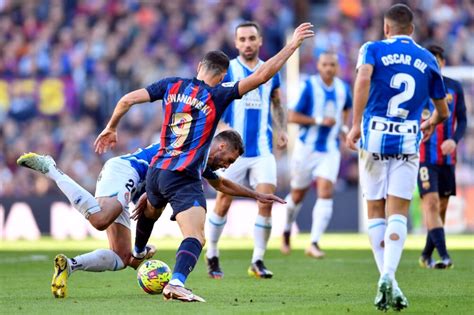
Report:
417,164,456,198
146,168,207,221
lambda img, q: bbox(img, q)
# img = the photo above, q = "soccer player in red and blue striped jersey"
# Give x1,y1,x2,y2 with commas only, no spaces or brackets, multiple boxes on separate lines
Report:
94,23,314,302
418,45,467,270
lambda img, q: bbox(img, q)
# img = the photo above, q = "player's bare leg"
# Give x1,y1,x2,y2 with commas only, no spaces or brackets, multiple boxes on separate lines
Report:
306,178,334,259
248,183,275,279
281,187,308,255
205,192,233,278
163,206,206,302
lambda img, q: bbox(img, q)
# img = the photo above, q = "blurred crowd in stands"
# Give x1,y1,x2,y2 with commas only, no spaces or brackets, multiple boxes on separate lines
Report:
0,0,472,197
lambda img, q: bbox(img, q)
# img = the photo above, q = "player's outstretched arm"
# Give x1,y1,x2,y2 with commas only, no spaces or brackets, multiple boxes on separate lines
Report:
238,23,314,97
94,89,151,154
346,64,373,151
207,177,286,204
420,98,449,142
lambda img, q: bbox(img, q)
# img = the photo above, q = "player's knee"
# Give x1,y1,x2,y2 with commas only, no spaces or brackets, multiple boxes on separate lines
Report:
89,215,110,231
215,195,232,216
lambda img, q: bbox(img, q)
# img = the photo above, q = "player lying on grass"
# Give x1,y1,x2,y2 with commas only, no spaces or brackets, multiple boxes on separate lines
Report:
17,131,284,298
94,23,314,302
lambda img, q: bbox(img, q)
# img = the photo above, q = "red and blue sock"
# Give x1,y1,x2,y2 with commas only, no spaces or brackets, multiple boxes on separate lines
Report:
170,237,202,286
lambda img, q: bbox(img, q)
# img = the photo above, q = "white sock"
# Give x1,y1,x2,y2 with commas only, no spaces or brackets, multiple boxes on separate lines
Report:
252,215,272,263
47,166,101,218
284,194,303,232
368,218,386,274
206,212,227,259
169,279,184,287
310,198,333,243
382,214,407,280
69,249,125,273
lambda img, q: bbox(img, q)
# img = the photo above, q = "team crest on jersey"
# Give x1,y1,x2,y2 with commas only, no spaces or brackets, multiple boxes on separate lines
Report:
221,82,236,87
446,93,453,103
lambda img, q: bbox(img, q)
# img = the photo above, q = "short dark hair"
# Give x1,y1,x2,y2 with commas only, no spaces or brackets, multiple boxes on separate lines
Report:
427,45,445,61
384,4,414,31
235,21,262,36
215,130,244,156
201,50,230,76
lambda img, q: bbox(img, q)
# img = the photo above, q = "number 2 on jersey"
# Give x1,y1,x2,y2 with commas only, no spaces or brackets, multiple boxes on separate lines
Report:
387,73,415,119
170,113,193,149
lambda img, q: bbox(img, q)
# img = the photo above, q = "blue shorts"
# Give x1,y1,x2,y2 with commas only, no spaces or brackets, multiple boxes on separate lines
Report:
417,164,456,198
146,168,207,221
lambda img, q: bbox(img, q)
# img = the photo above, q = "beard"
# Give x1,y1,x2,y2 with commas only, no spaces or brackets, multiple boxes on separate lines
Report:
241,50,258,61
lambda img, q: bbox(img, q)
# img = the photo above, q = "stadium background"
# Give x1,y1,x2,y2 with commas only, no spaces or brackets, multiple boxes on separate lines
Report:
0,0,473,240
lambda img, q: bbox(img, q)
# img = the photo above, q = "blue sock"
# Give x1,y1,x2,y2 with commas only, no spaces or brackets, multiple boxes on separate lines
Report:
421,232,435,258
171,237,202,285
429,227,450,260
134,216,157,254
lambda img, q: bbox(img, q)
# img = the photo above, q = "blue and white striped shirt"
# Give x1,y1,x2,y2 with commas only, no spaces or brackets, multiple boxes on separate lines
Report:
292,75,352,152
221,57,280,157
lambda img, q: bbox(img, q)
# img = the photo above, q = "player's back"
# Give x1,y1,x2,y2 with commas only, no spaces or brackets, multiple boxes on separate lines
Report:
120,143,160,181
221,57,280,157
146,77,240,178
358,35,445,154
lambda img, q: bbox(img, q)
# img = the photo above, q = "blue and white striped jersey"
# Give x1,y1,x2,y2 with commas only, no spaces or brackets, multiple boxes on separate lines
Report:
292,74,352,152
221,57,280,157
120,143,160,181
356,35,446,154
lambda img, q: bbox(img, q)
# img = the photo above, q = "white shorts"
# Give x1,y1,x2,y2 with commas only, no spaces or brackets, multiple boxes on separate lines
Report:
218,154,277,188
290,141,341,189
95,157,141,229
359,150,419,200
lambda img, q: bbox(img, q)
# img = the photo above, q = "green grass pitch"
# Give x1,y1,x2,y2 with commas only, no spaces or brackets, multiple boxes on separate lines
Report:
0,234,473,314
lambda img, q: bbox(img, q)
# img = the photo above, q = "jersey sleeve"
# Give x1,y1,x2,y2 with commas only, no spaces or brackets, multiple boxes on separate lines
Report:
145,78,171,102
202,166,219,180
213,81,242,107
452,80,467,143
428,62,446,100
356,42,375,69
291,80,312,116
343,83,353,110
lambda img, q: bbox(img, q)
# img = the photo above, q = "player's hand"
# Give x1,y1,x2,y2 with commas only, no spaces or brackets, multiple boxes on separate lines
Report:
321,117,336,127
276,131,288,149
420,119,435,142
255,193,286,204
290,22,315,48
441,139,457,155
130,193,147,221
346,125,361,151
94,127,117,154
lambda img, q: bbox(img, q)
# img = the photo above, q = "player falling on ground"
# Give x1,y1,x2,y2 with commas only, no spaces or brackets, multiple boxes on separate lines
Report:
418,45,467,270
346,4,449,311
281,51,352,258
17,144,161,298
94,22,315,302
205,21,287,280
17,131,284,299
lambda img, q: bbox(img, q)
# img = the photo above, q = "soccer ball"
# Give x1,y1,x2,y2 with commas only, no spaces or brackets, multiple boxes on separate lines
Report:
137,260,171,294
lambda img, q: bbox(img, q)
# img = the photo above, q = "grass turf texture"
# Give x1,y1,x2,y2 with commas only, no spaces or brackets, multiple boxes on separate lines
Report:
1,234,473,314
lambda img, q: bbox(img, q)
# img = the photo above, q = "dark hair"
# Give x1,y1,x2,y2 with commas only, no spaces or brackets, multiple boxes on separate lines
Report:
201,50,230,76
384,4,414,31
427,45,445,61
235,21,262,36
215,130,244,156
